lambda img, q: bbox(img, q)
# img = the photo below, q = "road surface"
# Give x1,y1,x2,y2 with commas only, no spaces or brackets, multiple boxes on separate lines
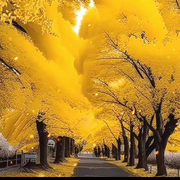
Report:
74,153,132,177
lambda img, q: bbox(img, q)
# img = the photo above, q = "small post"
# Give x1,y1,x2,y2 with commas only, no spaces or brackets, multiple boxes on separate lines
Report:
16,152,17,165
7,157,8,168
149,165,152,173
21,150,24,167
178,166,180,177
150,165,152,174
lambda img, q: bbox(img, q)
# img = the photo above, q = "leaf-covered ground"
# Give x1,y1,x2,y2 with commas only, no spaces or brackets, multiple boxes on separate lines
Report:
109,160,155,177
1,157,80,177
108,158,179,177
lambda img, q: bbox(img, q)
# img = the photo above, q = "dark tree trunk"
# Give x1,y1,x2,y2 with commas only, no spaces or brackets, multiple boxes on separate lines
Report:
136,134,148,170
104,144,110,157
94,147,98,157
65,137,71,158
136,123,148,171
117,137,121,160
54,136,62,164
75,145,79,157
155,113,177,176
128,123,135,166
155,142,167,176
106,146,110,158
119,118,129,163
71,138,75,156
123,135,129,163
69,137,72,155
136,128,143,168
104,144,108,157
112,144,118,160
112,144,114,159
61,136,66,161
36,120,50,168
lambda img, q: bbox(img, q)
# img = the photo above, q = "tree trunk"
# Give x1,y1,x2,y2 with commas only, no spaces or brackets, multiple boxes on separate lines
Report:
65,137,70,158
106,146,110,158
75,145,79,157
123,135,129,163
155,113,177,176
54,136,64,163
112,144,118,160
36,120,50,168
136,128,143,168
117,137,121,160
54,136,61,163
155,142,166,176
60,136,66,161
71,138,75,156
128,123,135,166
104,144,107,157
136,133,148,170
136,125,148,171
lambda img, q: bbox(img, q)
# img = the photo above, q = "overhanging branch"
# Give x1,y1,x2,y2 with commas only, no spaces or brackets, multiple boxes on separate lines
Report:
0,58,21,76
103,120,118,141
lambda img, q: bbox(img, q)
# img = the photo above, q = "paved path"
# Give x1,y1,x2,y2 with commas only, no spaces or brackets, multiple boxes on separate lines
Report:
74,153,131,177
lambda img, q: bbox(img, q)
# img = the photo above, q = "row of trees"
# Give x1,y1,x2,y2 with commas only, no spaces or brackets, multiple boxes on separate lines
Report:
75,1,180,177
0,0,94,160
88,33,180,175
32,111,84,169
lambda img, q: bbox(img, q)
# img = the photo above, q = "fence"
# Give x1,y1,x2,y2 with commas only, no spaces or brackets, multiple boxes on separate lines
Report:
0,151,37,170
21,152,37,166
0,153,21,170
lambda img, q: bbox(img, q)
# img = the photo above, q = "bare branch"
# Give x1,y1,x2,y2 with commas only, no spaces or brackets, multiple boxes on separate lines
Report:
139,113,162,143
97,57,126,60
102,100,131,110
95,78,122,103
103,30,119,48
122,13,127,19
0,58,21,76
122,119,130,126
133,132,139,140
93,78,109,87
103,120,118,141
150,114,155,126
123,125,130,132
134,86,152,104
108,66,135,82
103,31,156,88
176,0,180,9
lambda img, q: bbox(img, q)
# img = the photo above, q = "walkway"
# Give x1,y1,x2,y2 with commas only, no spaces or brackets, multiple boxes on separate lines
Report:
74,153,131,177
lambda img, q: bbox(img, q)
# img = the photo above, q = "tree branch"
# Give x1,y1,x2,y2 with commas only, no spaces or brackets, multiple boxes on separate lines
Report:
140,114,162,143
103,120,118,141
0,58,21,76
97,57,126,60
133,132,139,141
108,66,135,82
134,86,152,104
103,31,156,88
123,126,130,132
176,0,180,9
95,78,122,103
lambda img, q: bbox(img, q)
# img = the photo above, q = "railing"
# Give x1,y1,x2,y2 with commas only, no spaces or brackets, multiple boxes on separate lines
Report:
0,151,37,170
0,153,21,170
21,153,37,167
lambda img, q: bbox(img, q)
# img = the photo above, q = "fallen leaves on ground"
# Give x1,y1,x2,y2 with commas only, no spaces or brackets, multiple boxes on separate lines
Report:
108,159,155,177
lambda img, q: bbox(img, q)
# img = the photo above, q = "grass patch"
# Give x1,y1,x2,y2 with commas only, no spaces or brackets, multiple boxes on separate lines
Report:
1,157,80,177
